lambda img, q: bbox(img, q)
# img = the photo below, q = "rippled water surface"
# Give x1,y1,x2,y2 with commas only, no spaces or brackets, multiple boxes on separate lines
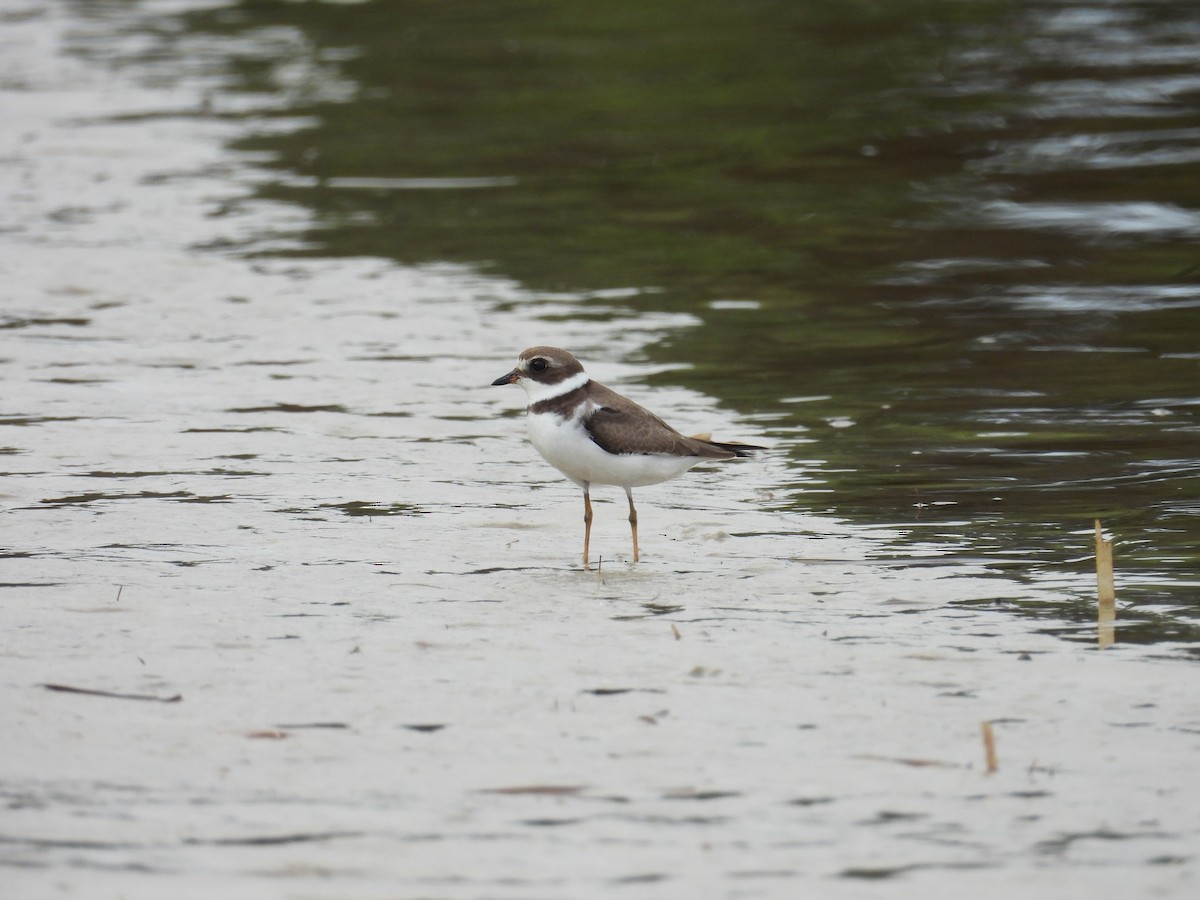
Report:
2,1,1199,897
178,0,1200,631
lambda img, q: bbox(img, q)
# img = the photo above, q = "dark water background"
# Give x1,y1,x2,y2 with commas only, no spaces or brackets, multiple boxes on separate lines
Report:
78,0,1200,644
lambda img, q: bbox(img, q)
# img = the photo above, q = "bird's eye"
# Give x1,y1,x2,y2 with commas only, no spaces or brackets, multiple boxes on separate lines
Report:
529,358,548,373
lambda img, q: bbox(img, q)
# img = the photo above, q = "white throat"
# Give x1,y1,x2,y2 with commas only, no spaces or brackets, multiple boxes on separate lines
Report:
522,370,589,406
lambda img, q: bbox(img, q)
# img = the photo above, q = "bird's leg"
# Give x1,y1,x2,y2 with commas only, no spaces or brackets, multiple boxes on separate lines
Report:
582,486,593,570
625,487,639,562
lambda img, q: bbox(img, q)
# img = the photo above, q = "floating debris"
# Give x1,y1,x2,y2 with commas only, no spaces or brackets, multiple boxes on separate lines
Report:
41,683,181,703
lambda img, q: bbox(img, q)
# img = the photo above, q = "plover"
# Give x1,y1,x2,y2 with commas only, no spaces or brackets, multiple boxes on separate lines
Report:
492,346,762,568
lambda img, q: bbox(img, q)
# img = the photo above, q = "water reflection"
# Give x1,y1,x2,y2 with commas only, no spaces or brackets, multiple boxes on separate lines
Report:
972,128,1200,173
979,200,1200,237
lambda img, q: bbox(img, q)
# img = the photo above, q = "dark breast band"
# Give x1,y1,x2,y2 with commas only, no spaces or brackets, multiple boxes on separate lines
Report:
530,383,590,419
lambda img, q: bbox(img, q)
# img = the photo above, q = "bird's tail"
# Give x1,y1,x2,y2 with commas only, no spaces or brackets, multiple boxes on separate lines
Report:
691,434,765,458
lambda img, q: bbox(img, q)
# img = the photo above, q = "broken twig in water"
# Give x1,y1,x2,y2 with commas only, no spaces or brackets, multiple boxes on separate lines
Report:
1095,520,1116,649
981,721,998,774
41,683,182,703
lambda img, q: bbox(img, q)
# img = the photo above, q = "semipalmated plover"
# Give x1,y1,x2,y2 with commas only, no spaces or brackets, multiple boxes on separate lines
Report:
492,346,763,568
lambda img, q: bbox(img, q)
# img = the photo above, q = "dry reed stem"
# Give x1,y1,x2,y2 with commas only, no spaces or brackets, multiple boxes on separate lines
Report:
981,721,998,774
1095,520,1116,649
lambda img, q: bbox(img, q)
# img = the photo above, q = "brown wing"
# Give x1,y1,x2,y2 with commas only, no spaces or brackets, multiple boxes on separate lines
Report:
583,382,738,459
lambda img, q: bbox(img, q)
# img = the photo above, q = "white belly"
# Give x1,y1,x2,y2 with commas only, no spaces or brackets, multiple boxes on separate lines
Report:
527,412,700,488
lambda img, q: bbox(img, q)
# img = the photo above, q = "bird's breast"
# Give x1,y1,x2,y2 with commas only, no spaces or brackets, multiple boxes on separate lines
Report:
526,409,699,488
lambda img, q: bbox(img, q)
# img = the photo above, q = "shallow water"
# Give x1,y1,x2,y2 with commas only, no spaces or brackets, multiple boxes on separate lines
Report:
179,0,1200,638
2,1,1199,897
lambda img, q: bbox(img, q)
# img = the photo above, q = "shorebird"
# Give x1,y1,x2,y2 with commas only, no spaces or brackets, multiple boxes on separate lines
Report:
492,346,762,568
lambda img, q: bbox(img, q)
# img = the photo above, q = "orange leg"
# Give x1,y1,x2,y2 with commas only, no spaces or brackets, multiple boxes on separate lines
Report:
582,487,593,569
625,487,639,562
